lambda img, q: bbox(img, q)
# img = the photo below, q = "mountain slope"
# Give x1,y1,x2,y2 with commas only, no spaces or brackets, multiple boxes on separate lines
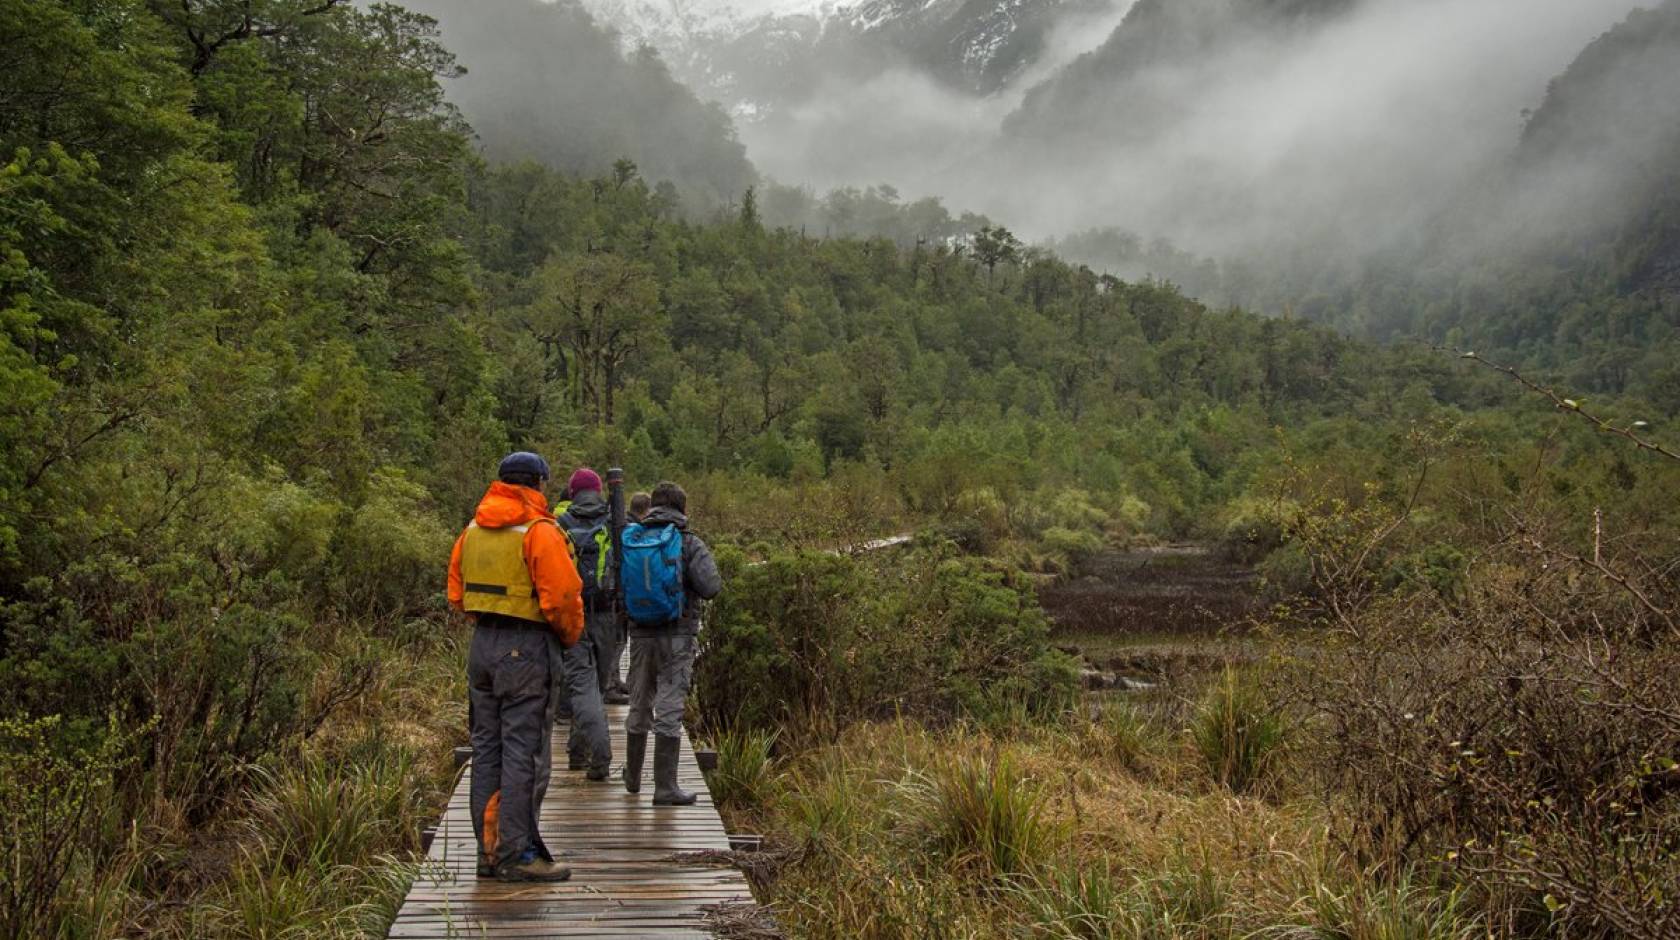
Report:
1512,0,1680,295
404,0,756,204
1003,0,1356,143
583,0,1122,119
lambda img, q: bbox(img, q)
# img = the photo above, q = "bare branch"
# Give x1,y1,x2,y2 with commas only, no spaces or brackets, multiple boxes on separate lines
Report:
1457,350,1680,463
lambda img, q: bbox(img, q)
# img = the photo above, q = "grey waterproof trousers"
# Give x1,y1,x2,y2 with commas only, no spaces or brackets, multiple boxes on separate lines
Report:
625,633,696,738
563,610,614,770
467,623,552,868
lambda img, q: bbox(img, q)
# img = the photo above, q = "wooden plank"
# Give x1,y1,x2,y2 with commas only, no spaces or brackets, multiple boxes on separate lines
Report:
386,660,763,939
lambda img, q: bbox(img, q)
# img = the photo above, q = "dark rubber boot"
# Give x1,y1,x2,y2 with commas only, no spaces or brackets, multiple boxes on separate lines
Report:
652,735,697,806
496,851,571,883
623,732,647,794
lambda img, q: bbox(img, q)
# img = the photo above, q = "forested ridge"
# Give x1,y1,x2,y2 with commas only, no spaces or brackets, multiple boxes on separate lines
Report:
1051,0,1680,407
4,1,1680,937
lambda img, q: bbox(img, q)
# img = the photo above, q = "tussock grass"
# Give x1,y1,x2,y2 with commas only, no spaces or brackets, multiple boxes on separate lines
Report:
243,745,427,871
1083,700,1161,776
709,727,780,812
1295,872,1484,940
914,752,1062,878
1018,857,1237,940
753,718,1449,939
1190,667,1285,793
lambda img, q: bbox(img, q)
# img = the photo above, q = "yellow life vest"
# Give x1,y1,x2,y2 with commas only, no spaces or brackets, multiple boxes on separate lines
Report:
459,521,549,623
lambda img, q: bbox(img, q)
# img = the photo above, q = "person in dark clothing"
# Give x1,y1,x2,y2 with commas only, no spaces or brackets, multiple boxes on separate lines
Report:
600,490,654,705
621,482,722,806
447,452,582,882
555,468,615,778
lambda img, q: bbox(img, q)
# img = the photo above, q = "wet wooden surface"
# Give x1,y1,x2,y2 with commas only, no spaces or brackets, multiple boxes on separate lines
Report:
388,675,753,938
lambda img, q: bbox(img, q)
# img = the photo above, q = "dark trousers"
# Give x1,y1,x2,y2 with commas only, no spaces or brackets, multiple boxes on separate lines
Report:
467,622,552,867
563,610,614,769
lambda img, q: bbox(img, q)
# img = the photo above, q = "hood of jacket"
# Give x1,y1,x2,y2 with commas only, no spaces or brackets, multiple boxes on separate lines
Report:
473,481,554,529
562,488,609,523
641,506,688,530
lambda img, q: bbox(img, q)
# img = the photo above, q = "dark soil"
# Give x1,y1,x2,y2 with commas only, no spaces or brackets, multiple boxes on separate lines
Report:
1039,545,1260,682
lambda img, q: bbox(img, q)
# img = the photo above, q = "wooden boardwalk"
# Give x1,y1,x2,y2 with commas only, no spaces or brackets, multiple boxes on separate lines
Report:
389,692,756,938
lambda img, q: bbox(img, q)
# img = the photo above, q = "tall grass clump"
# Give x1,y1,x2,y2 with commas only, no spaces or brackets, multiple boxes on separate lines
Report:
709,727,780,811
1302,871,1483,940
1019,856,1236,940
243,744,427,870
916,752,1060,878
1085,701,1159,775
1191,668,1284,794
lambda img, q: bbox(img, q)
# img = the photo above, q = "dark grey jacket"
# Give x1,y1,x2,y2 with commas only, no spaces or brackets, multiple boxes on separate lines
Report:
558,489,612,608
629,506,722,637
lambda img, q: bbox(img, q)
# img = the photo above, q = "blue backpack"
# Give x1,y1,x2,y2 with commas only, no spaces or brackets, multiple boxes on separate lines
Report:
620,522,684,625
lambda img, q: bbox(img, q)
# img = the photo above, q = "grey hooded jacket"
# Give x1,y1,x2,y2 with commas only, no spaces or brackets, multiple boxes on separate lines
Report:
629,506,722,637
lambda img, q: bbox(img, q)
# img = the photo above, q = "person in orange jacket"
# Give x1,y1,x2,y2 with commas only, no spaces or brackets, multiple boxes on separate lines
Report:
447,452,584,882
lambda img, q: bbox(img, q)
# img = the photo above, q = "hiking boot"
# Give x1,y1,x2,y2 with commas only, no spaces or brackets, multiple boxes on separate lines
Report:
496,850,572,883
623,732,647,794
603,687,630,705
586,763,610,781
652,734,697,806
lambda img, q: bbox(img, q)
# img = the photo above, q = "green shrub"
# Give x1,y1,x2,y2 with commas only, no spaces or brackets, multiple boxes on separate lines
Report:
1041,526,1105,571
1219,496,1290,565
696,546,1078,735
1256,540,1315,597
0,717,135,939
915,752,1060,878
330,469,453,618
1191,668,1285,794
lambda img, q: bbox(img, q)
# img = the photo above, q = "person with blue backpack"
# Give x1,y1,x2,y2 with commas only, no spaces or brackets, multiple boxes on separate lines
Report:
554,468,616,780
619,481,722,805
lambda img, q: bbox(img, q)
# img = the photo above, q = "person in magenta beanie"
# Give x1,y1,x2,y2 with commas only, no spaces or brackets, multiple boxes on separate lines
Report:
553,467,615,778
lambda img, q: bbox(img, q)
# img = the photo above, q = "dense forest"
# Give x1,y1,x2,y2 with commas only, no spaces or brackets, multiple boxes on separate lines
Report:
3,0,1678,937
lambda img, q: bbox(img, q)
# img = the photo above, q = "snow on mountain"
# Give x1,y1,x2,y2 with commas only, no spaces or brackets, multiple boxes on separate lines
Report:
573,0,1114,120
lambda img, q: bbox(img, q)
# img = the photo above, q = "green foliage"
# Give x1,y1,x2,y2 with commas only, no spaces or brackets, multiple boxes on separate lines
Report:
1191,668,1286,794
0,716,137,939
696,546,1080,734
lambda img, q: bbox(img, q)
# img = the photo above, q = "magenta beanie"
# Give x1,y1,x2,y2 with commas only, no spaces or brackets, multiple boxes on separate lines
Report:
568,467,602,494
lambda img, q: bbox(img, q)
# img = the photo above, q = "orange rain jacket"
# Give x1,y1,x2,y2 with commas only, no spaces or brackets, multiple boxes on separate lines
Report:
448,481,586,646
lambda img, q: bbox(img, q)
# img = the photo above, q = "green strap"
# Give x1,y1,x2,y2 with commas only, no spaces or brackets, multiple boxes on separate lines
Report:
594,528,610,583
